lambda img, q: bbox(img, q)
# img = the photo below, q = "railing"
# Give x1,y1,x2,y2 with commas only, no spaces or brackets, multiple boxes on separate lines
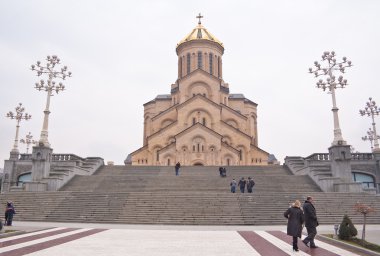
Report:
19,154,32,160
19,153,85,162
52,154,85,161
305,153,330,161
306,153,374,161
351,153,374,160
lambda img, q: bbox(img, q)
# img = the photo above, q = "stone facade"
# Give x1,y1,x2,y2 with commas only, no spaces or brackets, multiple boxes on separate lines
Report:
285,151,380,194
1,152,104,192
129,21,270,166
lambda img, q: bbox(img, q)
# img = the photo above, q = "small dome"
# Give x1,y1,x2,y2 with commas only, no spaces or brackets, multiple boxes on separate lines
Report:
177,23,223,49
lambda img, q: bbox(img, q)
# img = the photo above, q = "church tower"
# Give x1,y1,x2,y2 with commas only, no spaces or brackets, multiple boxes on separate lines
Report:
129,15,270,166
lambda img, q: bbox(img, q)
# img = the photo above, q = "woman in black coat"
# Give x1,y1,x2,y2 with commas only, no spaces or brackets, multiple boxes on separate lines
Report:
284,200,304,252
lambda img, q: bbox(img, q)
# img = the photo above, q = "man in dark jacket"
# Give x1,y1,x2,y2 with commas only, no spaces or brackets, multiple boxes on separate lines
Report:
238,177,246,193
175,162,181,176
247,177,255,193
302,196,318,248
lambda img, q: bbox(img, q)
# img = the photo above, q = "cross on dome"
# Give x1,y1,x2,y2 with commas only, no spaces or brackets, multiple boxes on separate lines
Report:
196,13,203,25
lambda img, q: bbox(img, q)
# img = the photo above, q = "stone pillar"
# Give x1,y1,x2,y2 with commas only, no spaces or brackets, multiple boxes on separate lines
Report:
329,144,363,192
373,151,380,193
31,145,53,181
9,151,19,161
329,144,352,182
1,159,16,192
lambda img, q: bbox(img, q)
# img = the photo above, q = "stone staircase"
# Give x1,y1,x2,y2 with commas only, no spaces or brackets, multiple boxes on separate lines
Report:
1,165,379,225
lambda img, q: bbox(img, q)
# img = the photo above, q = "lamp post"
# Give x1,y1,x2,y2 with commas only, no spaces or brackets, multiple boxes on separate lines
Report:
31,55,71,147
6,103,32,155
359,98,380,152
309,51,352,146
20,132,37,154
362,128,379,151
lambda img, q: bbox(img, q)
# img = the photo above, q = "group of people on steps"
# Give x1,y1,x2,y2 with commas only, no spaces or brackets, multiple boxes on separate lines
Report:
173,163,319,252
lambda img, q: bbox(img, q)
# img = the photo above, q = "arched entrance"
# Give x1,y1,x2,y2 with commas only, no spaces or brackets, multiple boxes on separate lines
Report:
193,162,204,166
17,172,32,186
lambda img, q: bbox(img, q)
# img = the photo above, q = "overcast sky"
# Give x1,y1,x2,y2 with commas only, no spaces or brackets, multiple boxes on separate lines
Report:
1,0,379,166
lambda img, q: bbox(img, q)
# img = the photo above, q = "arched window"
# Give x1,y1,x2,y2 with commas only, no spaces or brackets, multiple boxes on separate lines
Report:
217,56,221,77
167,158,170,166
209,53,213,74
187,53,191,74
17,172,32,186
352,172,375,188
202,117,206,126
193,117,196,125
227,158,230,166
179,57,182,77
197,51,202,69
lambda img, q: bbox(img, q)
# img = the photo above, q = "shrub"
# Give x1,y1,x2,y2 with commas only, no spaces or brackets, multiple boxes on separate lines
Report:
338,214,358,240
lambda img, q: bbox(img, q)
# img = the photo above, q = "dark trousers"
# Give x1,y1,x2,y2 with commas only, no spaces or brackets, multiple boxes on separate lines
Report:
304,226,317,246
293,236,298,249
240,187,245,193
6,213,14,226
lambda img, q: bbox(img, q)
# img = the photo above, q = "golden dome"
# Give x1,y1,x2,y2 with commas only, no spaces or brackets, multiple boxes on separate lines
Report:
177,23,224,48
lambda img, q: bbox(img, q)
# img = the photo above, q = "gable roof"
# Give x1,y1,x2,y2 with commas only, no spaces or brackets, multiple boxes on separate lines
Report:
174,122,223,140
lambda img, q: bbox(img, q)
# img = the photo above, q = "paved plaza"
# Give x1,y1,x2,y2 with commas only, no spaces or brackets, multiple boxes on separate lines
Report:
1,222,379,256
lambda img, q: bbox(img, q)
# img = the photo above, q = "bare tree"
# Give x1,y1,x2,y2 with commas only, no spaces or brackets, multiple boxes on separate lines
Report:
354,202,375,242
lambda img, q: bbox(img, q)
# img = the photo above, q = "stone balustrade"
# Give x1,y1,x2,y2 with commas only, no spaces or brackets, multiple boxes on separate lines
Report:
351,153,374,160
305,153,374,162
305,153,330,161
52,154,85,161
19,153,85,162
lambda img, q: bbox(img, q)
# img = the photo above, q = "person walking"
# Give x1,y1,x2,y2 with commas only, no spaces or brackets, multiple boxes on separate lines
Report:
302,196,319,248
219,167,223,177
175,162,181,176
222,167,227,177
4,201,16,226
247,177,255,193
230,178,237,193
238,177,246,193
284,200,304,252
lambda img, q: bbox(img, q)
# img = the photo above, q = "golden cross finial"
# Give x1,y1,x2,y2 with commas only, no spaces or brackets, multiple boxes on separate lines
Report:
196,13,203,25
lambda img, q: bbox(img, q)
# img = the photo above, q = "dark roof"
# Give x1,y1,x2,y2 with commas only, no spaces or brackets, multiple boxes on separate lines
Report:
155,94,171,100
268,154,277,162
229,93,245,99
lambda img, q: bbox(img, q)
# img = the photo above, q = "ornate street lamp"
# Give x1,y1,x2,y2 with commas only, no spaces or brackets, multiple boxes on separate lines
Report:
31,55,71,147
361,128,379,151
6,103,32,153
20,132,37,154
309,51,352,146
359,98,380,152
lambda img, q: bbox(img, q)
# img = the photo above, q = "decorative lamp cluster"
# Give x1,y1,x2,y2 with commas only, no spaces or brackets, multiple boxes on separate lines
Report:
6,103,32,153
309,51,352,146
31,55,72,147
359,97,380,152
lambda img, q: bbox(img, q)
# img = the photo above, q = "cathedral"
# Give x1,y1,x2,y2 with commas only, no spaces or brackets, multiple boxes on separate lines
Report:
129,16,270,166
